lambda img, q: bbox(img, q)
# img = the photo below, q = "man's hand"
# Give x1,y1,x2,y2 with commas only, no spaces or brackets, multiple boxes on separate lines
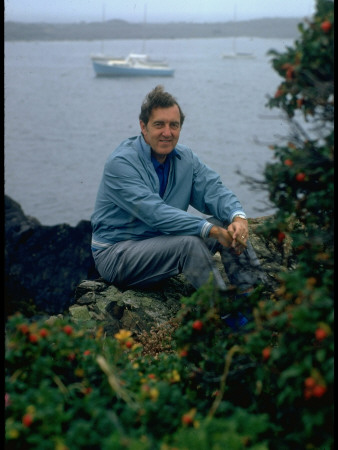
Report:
209,217,249,255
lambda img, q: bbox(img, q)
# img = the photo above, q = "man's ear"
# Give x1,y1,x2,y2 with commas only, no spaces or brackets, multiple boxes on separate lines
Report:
140,120,146,133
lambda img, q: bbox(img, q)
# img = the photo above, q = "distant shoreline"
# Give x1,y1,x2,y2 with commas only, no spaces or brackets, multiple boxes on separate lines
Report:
5,17,303,41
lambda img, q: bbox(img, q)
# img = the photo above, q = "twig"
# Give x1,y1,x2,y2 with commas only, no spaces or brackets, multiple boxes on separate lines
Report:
227,229,247,248
206,344,242,421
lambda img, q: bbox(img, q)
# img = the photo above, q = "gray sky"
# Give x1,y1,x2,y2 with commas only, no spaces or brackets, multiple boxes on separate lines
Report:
4,0,316,23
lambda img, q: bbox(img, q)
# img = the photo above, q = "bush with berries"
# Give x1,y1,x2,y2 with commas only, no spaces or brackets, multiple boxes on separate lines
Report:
5,1,333,448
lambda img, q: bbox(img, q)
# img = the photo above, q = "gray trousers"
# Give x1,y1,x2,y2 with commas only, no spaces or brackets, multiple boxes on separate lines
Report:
92,218,267,292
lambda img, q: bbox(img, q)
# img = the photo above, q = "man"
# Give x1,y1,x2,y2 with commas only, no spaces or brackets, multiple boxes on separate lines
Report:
91,85,266,303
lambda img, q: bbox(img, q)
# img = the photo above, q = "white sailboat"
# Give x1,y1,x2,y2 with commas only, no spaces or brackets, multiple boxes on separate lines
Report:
222,5,255,59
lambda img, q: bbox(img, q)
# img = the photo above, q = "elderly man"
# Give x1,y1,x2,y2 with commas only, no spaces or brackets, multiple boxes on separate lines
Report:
91,85,266,320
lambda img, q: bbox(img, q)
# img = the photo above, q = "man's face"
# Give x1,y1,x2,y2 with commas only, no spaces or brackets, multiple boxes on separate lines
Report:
140,105,181,162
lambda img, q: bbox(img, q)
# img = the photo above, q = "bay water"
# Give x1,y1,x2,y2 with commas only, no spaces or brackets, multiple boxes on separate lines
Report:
5,36,293,226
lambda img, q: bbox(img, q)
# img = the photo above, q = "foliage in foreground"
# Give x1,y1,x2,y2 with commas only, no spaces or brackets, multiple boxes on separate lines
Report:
5,0,333,448
5,276,333,449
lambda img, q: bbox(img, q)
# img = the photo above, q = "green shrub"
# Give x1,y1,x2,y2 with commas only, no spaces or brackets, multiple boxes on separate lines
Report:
5,1,333,448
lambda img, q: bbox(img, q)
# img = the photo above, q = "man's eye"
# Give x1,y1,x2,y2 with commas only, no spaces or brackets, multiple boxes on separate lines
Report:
171,123,180,129
154,122,164,128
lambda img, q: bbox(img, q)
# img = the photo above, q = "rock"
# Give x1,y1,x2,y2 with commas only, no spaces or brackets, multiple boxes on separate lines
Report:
69,276,195,335
5,195,98,315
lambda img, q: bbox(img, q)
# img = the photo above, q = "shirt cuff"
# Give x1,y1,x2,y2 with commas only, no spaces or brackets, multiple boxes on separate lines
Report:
230,211,247,222
199,220,214,239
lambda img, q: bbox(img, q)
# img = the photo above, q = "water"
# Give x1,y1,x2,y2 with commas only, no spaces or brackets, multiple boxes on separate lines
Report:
5,37,293,226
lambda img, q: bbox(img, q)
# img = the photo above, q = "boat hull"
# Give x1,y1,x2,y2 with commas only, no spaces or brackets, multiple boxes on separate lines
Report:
92,60,175,77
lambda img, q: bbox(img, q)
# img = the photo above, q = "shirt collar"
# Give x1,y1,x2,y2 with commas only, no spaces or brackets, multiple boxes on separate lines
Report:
151,149,177,168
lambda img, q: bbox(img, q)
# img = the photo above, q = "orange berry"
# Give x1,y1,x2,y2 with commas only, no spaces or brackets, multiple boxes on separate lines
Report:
284,159,293,166
304,377,316,389
63,325,73,335
182,414,193,425
18,324,30,334
277,231,286,242
312,385,327,398
262,347,271,361
304,388,313,400
29,333,38,343
192,320,203,331
315,327,328,341
320,20,332,33
295,172,306,182
22,413,33,427
39,328,49,338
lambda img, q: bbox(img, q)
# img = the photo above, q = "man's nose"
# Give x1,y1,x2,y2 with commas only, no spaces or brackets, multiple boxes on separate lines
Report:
161,124,172,135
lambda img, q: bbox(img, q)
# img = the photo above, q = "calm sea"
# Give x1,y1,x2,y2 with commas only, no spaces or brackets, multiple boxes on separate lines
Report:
5,37,293,226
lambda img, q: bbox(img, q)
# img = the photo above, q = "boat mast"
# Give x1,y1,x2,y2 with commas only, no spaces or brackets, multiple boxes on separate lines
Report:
100,3,105,54
232,4,237,54
141,3,147,54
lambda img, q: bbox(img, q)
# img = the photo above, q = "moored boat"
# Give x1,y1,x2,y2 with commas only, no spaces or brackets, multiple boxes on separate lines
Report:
91,53,175,77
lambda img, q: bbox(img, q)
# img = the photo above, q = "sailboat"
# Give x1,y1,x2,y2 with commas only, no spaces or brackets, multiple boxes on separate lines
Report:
90,3,175,77
222,5,255,59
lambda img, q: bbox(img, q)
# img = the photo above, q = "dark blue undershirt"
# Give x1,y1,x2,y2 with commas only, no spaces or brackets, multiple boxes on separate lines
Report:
151,153,172,198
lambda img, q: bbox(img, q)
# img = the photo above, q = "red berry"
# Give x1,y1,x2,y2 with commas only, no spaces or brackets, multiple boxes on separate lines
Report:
125,340,133,348
179,349,188,357
29,334,38,343
18,324,30,335
39,328,49,338
312,385,327,398
83,350,91,356
63,325,73,335
182,414,193,425
286,67,294,80
315,327,328,341
67,352,76,361
320,20,332,33
304,377,316,389
262,347,271,361
274,88,283,98
148,373,156,379
284,159,293,166
22,413,33,427
192,320,203,331
304,388,313,400
295,172,306,182
277,231,286,242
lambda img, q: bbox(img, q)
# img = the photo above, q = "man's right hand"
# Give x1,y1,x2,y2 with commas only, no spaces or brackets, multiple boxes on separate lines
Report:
209,225,233,248
209,225,246,255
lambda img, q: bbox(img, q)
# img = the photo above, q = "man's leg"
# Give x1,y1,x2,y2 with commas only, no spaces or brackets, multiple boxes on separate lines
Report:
92,235,227,290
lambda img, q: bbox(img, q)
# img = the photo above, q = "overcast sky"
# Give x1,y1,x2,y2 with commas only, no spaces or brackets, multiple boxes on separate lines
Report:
4,0,316,23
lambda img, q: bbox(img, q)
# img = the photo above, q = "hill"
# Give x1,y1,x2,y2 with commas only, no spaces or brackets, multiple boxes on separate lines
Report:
5,17,303,41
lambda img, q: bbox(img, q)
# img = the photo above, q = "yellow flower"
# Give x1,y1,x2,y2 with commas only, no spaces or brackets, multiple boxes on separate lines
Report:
114,329,132,342
26,405,36,414
170,369,181,383
74,368,84,378
7,428,19,439
149,388,159,401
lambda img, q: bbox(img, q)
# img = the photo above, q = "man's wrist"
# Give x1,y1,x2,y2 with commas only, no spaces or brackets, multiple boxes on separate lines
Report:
232,213,247,221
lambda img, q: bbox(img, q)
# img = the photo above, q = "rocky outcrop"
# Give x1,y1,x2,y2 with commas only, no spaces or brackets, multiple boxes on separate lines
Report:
5,195,98,315
69,220,290,335
5,195,291,333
